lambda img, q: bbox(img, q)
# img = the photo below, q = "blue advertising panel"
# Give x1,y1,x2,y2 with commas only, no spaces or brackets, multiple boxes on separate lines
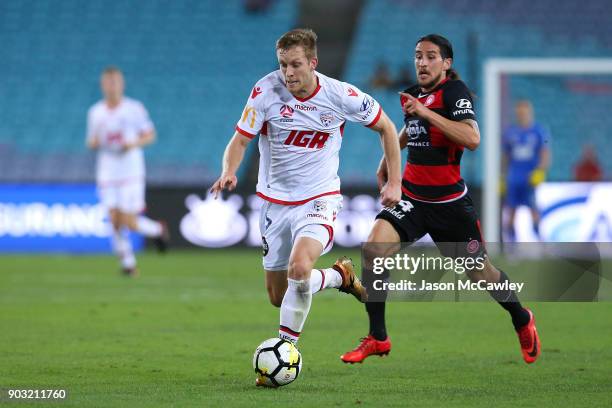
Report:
507,182,612,243
0,184,143,253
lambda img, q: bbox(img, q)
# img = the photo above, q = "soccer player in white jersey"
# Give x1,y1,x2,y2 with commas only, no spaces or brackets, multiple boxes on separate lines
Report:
210,28,402,373
87,67,169,276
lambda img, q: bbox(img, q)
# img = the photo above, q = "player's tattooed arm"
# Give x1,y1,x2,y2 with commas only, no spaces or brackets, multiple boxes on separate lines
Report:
210,131,251,199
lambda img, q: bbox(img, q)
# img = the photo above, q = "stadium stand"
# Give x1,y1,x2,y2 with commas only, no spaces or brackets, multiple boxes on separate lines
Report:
1,0,611,186
0,0,296,184
341,0,612,185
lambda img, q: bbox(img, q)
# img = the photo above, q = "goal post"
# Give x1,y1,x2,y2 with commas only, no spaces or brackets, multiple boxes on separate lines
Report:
482,58,612,242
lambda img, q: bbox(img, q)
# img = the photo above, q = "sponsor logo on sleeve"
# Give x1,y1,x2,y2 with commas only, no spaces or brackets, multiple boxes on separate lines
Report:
251,86,263,99
361,96,373,112
360,96,375,120
452,98,474,117
455,99,472,109
241,107,257,128
347,87,358,97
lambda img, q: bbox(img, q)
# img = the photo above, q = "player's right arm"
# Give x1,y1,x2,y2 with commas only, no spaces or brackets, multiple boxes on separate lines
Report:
210,82,267,198
210,132,252,198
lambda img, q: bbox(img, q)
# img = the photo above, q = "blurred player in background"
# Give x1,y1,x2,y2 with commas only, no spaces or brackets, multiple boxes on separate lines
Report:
574,144,602,181
210,28,402,382
86,67,169,276
341,34,540,365
502,100,550,241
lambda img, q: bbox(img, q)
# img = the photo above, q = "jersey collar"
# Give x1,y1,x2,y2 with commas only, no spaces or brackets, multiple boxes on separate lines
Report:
293,75,321,102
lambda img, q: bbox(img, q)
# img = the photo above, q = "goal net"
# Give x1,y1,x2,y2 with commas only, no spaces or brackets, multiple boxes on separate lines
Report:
482,58,612,243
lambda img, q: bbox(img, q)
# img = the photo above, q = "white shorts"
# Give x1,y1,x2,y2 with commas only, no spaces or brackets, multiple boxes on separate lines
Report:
98,180,145,214
259,195,343,271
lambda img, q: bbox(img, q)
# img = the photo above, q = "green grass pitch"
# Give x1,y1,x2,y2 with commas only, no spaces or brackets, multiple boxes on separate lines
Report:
1,249,611,407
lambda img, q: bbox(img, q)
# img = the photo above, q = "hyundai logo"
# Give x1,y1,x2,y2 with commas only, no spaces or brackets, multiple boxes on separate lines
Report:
455,99,472,109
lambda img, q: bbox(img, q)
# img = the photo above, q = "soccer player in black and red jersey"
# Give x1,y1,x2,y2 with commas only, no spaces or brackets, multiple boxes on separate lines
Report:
340,34,541,364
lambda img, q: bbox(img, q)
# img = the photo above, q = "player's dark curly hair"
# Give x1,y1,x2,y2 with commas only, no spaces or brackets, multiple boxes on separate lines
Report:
416,34,460,81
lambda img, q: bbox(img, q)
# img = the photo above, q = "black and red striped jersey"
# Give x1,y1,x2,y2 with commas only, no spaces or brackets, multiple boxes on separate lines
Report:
400,78,476,203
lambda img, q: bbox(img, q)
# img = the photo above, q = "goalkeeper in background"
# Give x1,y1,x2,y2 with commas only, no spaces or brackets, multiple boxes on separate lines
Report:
502,99,550,241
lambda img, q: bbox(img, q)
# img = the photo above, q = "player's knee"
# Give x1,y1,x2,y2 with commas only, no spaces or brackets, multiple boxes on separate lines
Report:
120,213,137,229
287,259,313,280
467,259,497,283
362,245,380,269
110,216,121,231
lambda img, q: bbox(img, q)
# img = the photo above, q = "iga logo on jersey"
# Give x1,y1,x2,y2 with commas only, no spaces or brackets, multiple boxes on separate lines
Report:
319,111,334,126
283,130,330,149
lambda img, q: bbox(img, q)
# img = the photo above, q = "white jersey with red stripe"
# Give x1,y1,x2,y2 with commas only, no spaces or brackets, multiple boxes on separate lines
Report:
87,97,154,186
236,70,382,204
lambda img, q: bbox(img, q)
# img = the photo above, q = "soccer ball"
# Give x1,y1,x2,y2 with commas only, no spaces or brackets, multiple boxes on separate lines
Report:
253,338,302,387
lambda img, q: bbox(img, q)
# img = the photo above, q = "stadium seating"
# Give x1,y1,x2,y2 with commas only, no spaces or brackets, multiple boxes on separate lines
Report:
0,0,296,184
1,0,611,185
341,0,612,185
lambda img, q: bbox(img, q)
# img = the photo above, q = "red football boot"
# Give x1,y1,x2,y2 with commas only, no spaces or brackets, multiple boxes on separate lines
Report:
517,308,540,364
340,335,391,364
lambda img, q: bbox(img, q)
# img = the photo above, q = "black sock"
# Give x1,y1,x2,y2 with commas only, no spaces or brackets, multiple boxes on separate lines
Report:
362,262,389,341
366,301,387,341
488,270,530,330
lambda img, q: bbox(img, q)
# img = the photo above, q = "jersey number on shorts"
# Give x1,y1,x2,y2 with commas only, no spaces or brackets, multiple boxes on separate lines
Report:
284,130,330,149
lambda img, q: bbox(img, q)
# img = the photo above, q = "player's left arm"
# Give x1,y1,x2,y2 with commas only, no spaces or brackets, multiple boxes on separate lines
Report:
537,133,551,171
369,110,402,207
135,129,156,147
124,103,156,150
529,129,551,186
340,84,401,207
401,92,480,150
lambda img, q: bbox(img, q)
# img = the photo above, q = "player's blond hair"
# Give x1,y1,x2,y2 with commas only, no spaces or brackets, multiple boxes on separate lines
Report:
276,28,318,60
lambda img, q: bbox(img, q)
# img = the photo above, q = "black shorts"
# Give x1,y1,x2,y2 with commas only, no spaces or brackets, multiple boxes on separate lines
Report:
375,193,486,259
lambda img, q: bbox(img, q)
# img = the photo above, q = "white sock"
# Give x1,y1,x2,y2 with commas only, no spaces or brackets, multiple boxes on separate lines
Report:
136,216,162,238
309,268,343,294
112,229,136,269
279,278,312,344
